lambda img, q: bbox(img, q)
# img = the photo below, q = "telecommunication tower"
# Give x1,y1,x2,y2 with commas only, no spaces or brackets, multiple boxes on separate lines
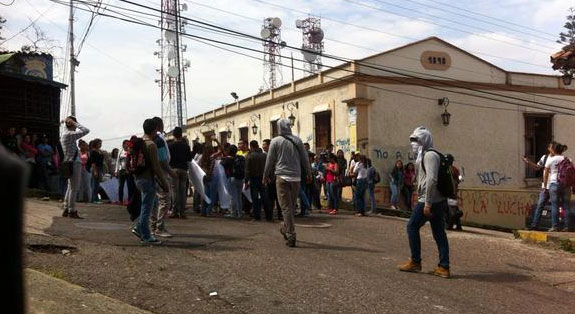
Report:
261,17,286,90
155,0,190,132
296,17,324,74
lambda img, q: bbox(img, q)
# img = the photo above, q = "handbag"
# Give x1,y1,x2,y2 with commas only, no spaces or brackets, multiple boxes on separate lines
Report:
341,175,353,187
60,150,78,179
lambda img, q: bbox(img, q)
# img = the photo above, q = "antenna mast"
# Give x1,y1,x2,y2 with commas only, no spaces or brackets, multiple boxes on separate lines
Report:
156,0,189,132
296,16,324,75
261,17,285,90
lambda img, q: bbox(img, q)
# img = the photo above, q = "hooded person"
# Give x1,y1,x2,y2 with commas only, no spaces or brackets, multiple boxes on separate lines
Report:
399,126,451,278
263,118,312,247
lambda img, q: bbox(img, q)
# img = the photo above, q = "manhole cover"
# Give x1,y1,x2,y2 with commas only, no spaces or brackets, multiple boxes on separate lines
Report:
295,223,332,228
75,222,129,230
26,244,78,254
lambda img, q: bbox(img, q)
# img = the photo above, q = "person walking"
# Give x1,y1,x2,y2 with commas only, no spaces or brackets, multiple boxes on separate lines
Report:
399,126,450,278
353,154,369,216
402,163,416,211
131,119,169,245
263,138,282,220
245,140,271,221
150,117,175,238
60,116,90,218
263,119,312,247
543,142,571,232
389,160,404,210
169,127,192,218
523,142,554,230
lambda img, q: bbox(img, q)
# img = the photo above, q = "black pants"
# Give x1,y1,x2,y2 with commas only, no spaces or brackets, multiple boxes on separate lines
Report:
118,171,135,203
267,181,282,219
250,176,272,220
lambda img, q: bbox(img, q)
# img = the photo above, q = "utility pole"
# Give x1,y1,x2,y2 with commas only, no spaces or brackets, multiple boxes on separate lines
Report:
68,0,76,116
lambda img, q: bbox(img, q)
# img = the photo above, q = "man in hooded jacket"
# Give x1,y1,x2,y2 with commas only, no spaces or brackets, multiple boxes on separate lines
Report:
264,119,312,247
399,126,451,278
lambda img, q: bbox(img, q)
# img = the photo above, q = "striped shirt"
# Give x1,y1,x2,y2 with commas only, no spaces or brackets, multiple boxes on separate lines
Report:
60,123,90,162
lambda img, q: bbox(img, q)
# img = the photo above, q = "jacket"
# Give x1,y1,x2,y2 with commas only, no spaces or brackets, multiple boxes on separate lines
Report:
410,126,445,206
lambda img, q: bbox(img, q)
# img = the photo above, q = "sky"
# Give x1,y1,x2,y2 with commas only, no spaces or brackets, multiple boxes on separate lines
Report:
1,0,572,150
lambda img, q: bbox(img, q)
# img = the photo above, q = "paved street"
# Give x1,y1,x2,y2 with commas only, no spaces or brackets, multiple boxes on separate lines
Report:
25,199,575,314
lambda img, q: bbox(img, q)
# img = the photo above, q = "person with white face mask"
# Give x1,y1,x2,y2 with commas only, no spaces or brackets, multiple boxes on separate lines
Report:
398,126,451,279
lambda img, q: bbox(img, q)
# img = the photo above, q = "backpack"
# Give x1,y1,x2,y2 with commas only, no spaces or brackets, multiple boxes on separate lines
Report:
422,149,457,199
126,137,147,175
557,157,575,188
232,155,245,180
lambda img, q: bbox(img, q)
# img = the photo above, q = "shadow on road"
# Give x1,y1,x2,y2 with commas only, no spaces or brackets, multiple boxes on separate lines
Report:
456,271,532,283
296,240,385,253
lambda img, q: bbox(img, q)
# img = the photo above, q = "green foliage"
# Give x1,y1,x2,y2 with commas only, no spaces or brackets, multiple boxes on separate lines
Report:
557,8,575,46
558,239,575,253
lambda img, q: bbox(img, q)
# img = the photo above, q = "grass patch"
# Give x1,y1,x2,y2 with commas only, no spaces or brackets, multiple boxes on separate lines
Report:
558,239,575,253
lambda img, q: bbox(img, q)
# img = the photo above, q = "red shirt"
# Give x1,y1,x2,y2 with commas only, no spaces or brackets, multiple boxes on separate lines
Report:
326,162,339,183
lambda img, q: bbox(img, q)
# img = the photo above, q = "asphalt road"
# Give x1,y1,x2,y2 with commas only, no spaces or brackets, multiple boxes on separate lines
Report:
25,200,575,314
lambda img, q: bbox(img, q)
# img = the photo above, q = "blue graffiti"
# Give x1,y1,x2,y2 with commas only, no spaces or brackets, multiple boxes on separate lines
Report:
477,171,512,186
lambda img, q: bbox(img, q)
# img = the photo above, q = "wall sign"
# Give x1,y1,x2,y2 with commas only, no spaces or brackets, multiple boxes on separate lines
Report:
420,51,451,71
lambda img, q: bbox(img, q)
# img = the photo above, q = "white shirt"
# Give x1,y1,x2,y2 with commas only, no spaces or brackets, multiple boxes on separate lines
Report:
354,162,368,179
545,155,565,188
537,155,548,167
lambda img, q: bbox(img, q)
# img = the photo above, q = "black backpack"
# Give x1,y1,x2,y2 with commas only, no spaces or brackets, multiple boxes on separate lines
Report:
421,149,457,199
232,155,245,180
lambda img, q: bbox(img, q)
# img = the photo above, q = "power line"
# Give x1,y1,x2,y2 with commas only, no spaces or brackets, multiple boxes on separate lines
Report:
50,0,575,116
181,0,571,104
109,0,575,111
343,0,555,54
0,0,16,6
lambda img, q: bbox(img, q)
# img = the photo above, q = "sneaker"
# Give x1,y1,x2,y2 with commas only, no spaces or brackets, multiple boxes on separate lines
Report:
141,237,162,245
328,209,338,215
131,227,141,239
155,230,173,238
548,227,560,232
279,226,288,240
431,266,451,279
398,259,422,273
62,209,69,217
68,211,83,219
286,235,296,248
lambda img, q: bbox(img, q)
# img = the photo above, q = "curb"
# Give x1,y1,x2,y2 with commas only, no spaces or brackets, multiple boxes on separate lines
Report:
517,230,575,244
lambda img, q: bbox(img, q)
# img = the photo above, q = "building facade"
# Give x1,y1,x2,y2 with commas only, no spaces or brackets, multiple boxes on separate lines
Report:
186,37,575,229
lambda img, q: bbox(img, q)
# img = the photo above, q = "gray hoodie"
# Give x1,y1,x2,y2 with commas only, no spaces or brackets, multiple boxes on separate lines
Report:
410,126,445,206
264,119,312,182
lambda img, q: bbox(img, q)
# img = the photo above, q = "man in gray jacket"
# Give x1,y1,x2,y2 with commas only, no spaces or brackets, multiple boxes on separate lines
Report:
264,119,312,247
399,126,451,278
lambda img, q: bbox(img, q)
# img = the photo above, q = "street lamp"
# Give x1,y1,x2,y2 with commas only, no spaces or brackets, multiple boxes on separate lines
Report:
225,121,234,139
250,114,261,135
439,97,451,126
282,101,299,126
231,92,239,108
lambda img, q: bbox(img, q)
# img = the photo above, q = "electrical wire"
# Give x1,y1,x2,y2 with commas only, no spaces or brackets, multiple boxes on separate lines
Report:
0,0,16,6
49,0,575,116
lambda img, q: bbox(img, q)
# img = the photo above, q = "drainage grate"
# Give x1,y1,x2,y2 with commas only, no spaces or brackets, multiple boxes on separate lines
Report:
26,244,78,254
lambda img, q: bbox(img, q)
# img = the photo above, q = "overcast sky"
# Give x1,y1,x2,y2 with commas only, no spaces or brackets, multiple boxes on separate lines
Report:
1,0,571,149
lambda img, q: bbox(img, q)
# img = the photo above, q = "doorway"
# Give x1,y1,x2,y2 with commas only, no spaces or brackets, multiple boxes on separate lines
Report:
524,114,553,178
314,111,331,153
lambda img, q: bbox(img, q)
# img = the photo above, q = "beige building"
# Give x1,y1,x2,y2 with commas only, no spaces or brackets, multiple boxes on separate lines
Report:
186,37,575,229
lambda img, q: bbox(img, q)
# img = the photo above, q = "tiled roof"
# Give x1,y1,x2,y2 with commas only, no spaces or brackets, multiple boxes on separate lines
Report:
551,46,575,70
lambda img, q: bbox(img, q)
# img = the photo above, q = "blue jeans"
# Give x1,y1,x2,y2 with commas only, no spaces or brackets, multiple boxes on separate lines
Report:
202,178,219,216
327,182,339,209
229,177,244,217
368,182,376,212
298,185,311,215
135,179,157,241
390,183,400,207
250,176,271,220
549,183,571,228
407,201,450,269
355,178,367,214
530,189,549,228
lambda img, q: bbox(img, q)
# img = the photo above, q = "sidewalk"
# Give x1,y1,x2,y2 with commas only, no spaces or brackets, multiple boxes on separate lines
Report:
517,229,575,245
26,268,154,314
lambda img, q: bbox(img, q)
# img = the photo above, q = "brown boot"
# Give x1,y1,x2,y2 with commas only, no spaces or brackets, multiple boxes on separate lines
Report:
398,259,422,273
431,266,451,279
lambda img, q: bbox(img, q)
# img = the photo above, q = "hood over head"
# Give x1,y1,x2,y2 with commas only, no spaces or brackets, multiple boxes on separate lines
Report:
278,118,293,136
409,126,433,151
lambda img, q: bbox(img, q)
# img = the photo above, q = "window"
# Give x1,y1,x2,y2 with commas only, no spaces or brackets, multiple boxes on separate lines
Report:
314,111,331,153
524,114,553,178
239,127,249,142
270,120,278,138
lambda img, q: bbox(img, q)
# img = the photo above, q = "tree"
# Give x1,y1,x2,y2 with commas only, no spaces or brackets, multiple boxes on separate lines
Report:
557,8,575,47
20,22,59,54
0,15,6,45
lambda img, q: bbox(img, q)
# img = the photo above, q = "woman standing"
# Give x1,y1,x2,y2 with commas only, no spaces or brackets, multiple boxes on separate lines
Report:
336,150,347,201
402,162,415,211
325,154,340,215
116,140,135,205
77,140,92,202
544,142,571,232
353,154,369,216
87,139,104,204
389,160,404,210
200,138,223,216
367,159,378,214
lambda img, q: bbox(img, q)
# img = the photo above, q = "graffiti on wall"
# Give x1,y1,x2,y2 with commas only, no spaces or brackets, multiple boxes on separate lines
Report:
477,171,512,186
373,147,416,161
335,138,351,153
